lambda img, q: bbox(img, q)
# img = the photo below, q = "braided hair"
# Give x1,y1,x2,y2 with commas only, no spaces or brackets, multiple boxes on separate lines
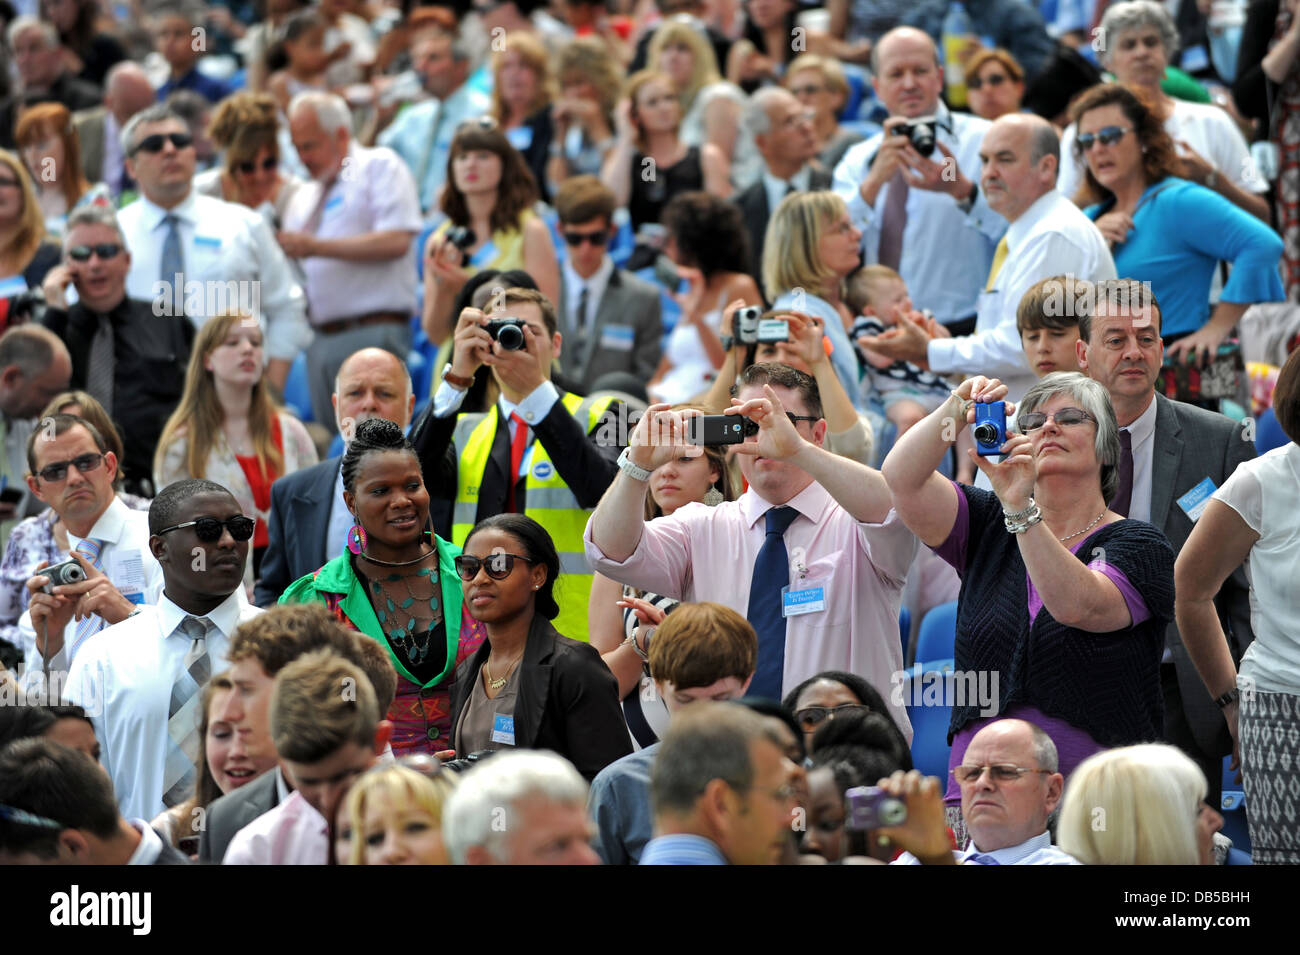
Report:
341,418,418,493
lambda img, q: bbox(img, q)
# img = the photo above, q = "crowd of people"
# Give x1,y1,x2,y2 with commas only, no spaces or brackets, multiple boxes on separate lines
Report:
0,0,1295,869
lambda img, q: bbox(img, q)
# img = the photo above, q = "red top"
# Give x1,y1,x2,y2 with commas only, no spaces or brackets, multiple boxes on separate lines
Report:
234,415,283,549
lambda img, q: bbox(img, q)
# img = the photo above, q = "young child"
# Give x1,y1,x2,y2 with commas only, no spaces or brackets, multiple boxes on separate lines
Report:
154,6,233,104
848,265,955,435
266,10,332,113
1017,274,1086,378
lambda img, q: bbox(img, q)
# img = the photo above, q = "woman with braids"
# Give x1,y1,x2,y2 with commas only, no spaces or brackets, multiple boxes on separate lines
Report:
448,513,630,780
281,417,487,759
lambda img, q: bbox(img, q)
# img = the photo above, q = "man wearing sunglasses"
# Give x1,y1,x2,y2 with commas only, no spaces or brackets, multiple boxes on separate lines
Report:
552,177,662,395
17,414,162,689
116,104,310,392
39,205,194,497
62,478,263,822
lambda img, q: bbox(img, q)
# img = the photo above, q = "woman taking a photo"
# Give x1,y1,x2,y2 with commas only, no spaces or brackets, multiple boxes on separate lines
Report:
282,418,488,758
1072,84,1283,365
154,313,318,582
450,513,631,781
420,119,560,347
882,371,1175,831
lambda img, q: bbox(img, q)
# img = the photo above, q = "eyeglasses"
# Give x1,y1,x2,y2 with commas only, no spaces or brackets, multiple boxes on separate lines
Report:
1076,126,1131,152
67,243,123,262
966,73,1009,90
36,452,105,483
131,131,194,155
454,552,537,581
951,764,1053,784
789,84,824,97
1018,407,1096,431
562,230,608,247
236,155,278,175
156,516,256,542
786,413,820,428
795,702,870,730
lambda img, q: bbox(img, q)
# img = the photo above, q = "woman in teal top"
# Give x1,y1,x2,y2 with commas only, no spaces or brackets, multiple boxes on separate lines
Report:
1071,84,1283,366
281,417,485,757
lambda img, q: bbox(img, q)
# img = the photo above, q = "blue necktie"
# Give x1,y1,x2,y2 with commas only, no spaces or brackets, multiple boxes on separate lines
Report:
746,506,799,699
160,214,185,313
966,852,1001,865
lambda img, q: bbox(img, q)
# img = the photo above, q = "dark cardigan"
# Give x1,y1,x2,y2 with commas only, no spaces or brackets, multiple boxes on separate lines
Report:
449,613,632,781
946,485,1176,747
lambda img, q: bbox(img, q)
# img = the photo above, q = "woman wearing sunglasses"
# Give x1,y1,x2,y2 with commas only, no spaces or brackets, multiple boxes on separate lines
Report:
155,312,318,586
197,92,306,228
14,103,111,239
883,370,1176,831
1070,83,1283,368
449,513,630,781
963,49,1026,123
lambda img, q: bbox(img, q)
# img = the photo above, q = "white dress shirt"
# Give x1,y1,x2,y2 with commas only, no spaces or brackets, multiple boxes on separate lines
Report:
833,103,1006,324
126,818,166,865
118,192,312,363
561,255,614,334
64,589,262,822
892,830,1080,864
280,142,423,324
927,188,1117,403
19,496,164,683
1120,393,1158,526
762,165,812,219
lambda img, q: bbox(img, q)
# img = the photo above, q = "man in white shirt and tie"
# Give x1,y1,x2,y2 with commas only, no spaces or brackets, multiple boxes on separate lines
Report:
859,114,1116,404
117,104,311,392
833,26,1004,334
20,414,162,689
63,478,263,822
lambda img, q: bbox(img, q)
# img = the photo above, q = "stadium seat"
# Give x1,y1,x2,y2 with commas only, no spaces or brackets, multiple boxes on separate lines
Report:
1220,755,1251,853
1256,407,1288,454
904,664,956,778
1226,847,1253,865
915,601,958,668
283,352,313,423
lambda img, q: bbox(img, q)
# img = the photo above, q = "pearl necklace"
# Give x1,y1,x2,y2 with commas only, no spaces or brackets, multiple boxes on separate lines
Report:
1058,511,1107,543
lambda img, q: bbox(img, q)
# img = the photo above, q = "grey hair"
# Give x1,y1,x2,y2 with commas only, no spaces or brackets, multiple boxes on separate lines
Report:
0,324,65,377
1098,0,1180,70
7,15,58,50
1028,118,1060,168
119,104,186,158
651,702,769,817
1028,721,1059,773
64,205,128,246
441,751,589,865
289,91,353,136
742,86,791,138
1016,371,1121,505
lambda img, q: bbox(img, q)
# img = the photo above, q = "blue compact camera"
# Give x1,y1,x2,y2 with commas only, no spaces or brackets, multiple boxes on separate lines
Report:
973,401,1007,456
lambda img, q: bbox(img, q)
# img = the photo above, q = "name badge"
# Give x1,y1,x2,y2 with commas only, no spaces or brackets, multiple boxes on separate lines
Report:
491,713,516,746
194,235,222,249
506,125,534,151
110,550,147,603
781,584,826,617
1177,477,1218,523
469,239,499,268
0,275,28,297
324,195,344,215
600,324,635,351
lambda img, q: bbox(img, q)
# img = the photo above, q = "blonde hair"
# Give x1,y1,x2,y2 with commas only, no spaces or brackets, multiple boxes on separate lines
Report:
557,37,622,123
0,149,46,267
624,69,680,152
154,312,284,482
647,19,721,108
1057,743,1207,865
490,31,554,124
343,764,457,865
762,191,845,302
845,265,903,315
784,53,850,103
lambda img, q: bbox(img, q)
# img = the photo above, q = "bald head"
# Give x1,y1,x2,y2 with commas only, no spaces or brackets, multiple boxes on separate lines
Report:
959,719,1063,852
105,62,157,126
871,27,943,118
979,114,1060,222
332,348,415,441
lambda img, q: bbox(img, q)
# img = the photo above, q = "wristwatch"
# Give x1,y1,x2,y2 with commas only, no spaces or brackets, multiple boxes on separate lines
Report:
956,181,979,213
441,363,474,390
1215,687,1240,709
623,627,654,663
616,447,653,482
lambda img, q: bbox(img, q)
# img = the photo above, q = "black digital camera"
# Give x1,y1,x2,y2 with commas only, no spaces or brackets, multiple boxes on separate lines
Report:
485,317,527,351
897,116,938,157
446,225,477,265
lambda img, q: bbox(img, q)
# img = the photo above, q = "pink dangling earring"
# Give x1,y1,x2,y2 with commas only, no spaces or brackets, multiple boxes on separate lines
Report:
347,523,367,555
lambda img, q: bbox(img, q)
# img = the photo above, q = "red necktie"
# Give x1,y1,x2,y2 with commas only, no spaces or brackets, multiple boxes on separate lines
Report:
506,412,529,514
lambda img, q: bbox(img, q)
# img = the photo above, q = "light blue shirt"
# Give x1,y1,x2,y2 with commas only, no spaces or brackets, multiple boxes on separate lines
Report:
832,103,1006,324
379,83,493,213
639,833,728,865
770,290,863,411
892,830,1080,865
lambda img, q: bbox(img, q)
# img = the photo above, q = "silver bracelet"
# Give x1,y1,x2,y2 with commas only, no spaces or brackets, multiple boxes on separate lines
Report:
1002,497,1037,523
1004,500,1043,534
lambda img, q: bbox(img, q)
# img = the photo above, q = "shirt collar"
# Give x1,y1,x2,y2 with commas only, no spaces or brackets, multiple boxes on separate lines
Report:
140,191,197,230
126,818,165,865
275,765,291,803
651,833,728,862
156,588,248,642
738,480,832,530
763,165,810,195
1006,189,1060,250
1124,391,1159,448
562,254,614,303
69,495,131,549
961,830,1052,864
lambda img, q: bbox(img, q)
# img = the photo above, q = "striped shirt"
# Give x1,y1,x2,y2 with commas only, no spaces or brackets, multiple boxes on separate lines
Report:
640,834,728,866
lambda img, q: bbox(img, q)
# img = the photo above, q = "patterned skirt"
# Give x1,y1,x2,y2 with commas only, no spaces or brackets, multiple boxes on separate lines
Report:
1239,688,1300,865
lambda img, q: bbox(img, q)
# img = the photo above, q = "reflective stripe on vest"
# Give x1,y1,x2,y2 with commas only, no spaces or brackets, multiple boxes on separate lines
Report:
451,392,617,642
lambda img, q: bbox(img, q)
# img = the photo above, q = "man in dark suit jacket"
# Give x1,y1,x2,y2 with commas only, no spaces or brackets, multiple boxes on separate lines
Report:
734,87,832,290
553,176,662,395
1078,281,1255,807
256,348,420,607
197,768,280,865
1,18,101,149
39,206,192,497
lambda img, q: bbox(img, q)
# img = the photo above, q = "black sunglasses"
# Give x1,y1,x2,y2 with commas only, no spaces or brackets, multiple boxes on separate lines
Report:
37,452,105,483
454,552,537,581
236,155,278,175
1076,126,1131,152
67,243,123,262
966,73,1008,90
156,516,256,542
562,230,609,247
786,413,820,427
131,131,194,155
795,703,871,729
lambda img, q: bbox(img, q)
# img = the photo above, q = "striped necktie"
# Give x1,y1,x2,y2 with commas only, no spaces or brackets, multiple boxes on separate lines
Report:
68,538,105,658
162,615,213,808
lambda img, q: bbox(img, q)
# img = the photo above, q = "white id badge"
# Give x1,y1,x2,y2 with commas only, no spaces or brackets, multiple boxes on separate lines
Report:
781,584,826,617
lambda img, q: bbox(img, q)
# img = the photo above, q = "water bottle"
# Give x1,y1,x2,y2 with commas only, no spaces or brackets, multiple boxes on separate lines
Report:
942,2,975,109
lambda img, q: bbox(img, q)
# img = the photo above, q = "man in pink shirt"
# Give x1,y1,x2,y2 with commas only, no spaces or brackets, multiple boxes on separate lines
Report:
224,650,391,865
585,363,917,739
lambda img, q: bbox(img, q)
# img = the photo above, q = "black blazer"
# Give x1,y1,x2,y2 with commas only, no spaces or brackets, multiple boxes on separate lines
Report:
734,165,833,288
197,768,280,864
411,391,623,525
448,615,632,781
152,840,193,865
255,456,341,607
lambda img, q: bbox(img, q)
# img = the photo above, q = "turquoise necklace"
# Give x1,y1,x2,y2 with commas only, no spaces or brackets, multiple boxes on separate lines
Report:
365,565,442,665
